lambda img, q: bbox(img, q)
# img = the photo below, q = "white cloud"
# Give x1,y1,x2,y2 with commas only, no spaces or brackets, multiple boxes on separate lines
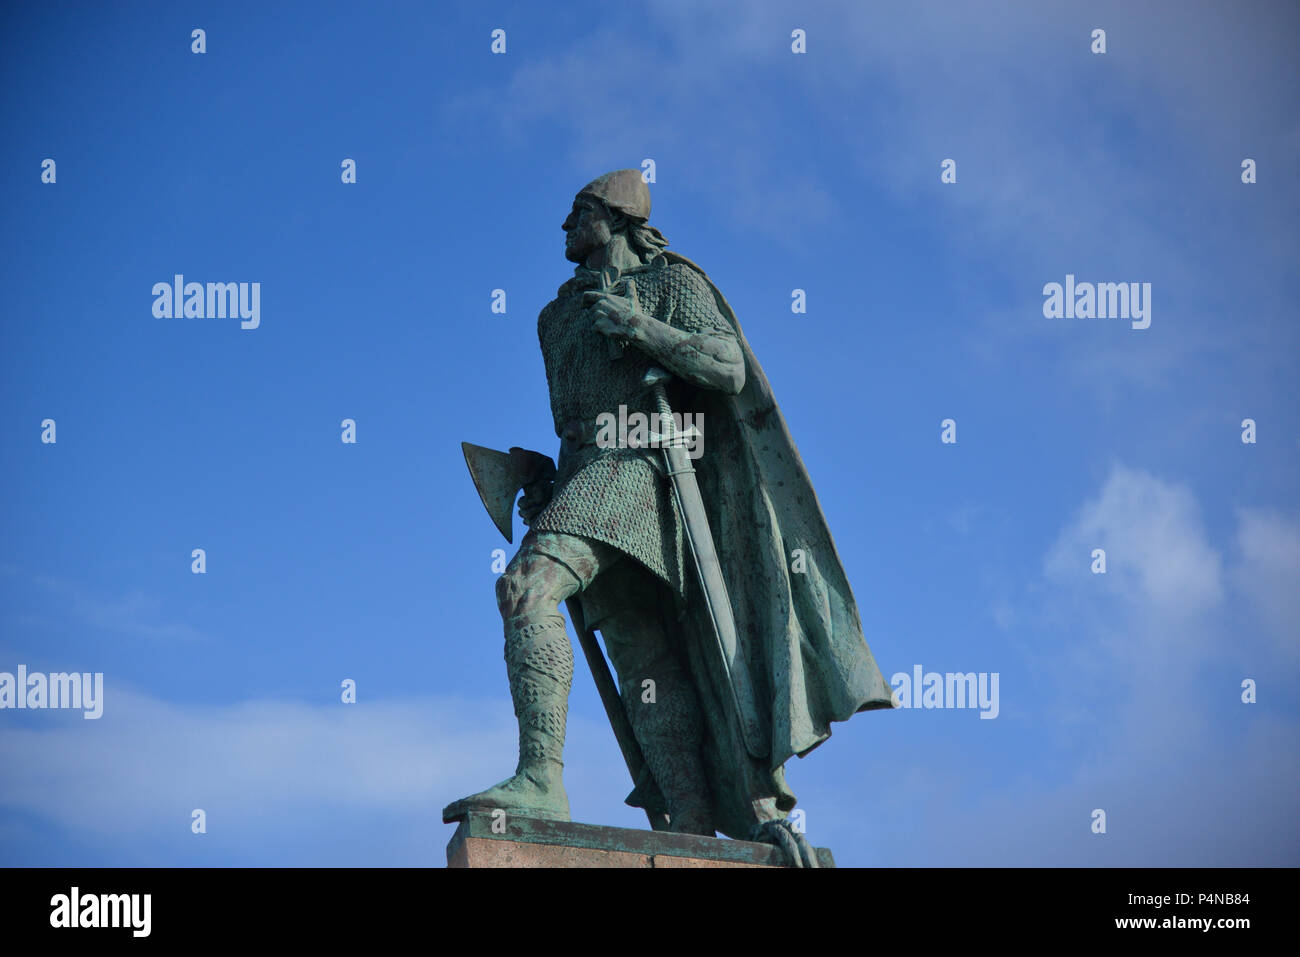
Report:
791,463,1300,865
0,689,502,827
0,684,634,863
1044,463,1223,621
1232,508,1300,655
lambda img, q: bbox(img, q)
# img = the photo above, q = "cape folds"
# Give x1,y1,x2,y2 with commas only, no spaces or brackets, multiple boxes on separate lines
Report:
640,251,895,839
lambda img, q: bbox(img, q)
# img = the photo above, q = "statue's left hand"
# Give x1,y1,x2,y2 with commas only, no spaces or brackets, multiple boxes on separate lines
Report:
583,290,643,343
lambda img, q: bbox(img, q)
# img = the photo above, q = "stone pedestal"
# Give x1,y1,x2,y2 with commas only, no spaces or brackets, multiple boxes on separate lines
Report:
445,811,835,868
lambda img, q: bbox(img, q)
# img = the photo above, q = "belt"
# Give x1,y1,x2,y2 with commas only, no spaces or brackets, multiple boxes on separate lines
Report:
559,417,667,477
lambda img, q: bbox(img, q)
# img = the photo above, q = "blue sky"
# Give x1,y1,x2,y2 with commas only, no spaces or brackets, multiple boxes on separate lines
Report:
1,0,1297,866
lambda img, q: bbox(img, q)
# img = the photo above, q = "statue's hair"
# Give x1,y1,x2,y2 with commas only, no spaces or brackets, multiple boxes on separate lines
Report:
598,199,669,263
625,219,669,262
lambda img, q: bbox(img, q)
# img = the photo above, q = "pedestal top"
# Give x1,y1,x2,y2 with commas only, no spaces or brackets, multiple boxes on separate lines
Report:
445,811,835,868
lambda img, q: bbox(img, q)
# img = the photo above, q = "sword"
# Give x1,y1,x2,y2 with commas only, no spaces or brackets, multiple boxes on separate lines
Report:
641,364,768,759
594,271,767,760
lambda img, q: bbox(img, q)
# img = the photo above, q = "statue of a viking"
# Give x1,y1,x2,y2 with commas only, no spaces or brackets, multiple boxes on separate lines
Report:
443,169,893,850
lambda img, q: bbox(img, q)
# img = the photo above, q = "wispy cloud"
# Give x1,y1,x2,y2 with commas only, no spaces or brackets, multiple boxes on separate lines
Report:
1231,508,1300,657
1045,463,1224,625
19,573,204,643
440,0,1297,403
795,462,1299,864
0,684,637,865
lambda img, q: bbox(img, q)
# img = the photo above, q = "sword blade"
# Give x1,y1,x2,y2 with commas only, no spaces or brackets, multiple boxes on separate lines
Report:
657,411,769,760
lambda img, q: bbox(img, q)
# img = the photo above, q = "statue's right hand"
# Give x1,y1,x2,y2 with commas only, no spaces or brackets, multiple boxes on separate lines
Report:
517,478,554,525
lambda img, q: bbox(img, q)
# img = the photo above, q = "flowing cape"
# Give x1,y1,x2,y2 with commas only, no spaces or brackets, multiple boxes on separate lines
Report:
626,251,895,840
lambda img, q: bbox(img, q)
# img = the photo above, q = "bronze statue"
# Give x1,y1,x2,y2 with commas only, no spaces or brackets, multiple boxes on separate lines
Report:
444,170,893,865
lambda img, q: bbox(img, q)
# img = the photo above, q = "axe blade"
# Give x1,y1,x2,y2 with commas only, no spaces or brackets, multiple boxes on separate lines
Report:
461,442,555,544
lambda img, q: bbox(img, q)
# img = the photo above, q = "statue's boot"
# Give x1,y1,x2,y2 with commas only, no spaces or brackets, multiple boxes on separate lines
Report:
442,618,573,823
626,664,716,836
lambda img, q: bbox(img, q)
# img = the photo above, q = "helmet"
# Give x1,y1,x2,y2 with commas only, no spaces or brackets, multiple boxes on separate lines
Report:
577,169,650,220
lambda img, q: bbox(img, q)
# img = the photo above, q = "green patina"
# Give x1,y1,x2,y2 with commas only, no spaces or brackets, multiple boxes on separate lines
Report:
443,170,892,867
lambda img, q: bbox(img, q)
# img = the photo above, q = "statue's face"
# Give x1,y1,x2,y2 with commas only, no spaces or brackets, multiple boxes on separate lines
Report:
562,195,612,264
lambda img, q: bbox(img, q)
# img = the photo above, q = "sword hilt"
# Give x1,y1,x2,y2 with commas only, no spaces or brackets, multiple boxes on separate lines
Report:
643,366,677,442
598,271,641,361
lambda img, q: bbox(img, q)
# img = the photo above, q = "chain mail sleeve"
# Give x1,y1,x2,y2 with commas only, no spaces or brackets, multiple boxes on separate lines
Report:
639,263,745,395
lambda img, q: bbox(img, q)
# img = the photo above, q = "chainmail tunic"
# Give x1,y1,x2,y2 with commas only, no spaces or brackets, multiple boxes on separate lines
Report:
530,256,737,596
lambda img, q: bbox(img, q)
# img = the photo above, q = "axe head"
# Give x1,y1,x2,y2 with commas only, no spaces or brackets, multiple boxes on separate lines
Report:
461,442,556,543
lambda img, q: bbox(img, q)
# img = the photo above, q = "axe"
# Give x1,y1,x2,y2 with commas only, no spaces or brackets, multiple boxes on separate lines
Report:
461,443,555,544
